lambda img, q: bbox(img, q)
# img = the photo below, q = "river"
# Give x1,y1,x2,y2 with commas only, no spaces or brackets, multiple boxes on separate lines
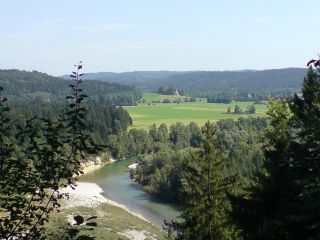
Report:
80,159,181,228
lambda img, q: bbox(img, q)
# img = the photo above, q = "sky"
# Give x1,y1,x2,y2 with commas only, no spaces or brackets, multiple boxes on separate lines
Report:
0,0,319,76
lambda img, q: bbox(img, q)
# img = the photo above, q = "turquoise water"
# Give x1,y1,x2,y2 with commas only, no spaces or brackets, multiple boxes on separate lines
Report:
80,159,180,228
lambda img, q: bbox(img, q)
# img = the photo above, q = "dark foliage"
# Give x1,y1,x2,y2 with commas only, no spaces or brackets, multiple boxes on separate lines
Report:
4,103,132,147
164,122,237,240
207,97,232,104
229,62,320,240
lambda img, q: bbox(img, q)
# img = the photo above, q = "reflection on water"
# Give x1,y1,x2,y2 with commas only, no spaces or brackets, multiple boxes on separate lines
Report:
80,159,180,228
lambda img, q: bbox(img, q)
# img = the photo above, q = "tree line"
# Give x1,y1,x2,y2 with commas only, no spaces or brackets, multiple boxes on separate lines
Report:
226,105,256,114
157,86,183,96
205,89,296,102
6,103,132,147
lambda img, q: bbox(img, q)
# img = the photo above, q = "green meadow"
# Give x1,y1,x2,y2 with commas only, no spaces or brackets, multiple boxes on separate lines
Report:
124,93,268,129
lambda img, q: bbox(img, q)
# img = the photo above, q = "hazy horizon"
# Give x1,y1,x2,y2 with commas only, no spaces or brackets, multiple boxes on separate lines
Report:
0,66,309,78
0,0,319,76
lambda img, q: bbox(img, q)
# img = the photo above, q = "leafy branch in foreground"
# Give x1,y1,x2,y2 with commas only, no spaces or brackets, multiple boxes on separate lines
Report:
0,62,98,239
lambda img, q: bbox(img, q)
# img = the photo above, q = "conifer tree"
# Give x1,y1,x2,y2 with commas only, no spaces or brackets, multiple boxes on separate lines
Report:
228,59,320,240
234,105,242,114
165,121,236,240
228,99,297,240
289,63,320,238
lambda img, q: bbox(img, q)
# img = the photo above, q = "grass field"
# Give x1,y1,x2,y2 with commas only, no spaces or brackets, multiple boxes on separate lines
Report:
124,92,268,129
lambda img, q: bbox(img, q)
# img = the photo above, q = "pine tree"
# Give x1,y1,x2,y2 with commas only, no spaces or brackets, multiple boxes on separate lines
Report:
288,65,320,238
234,105,242,114
165,121,236,240
228,99,299,240
158,123,169,143
228,60,320,240
246,105,256,114
149,123,159,142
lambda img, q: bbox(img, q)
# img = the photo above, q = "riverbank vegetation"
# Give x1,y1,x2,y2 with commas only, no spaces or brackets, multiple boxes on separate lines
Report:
130,117,267,203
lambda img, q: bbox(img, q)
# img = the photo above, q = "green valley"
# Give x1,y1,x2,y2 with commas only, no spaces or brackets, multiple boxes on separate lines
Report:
125,92,267,128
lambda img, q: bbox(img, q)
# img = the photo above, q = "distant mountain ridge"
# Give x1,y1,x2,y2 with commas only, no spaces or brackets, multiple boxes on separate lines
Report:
61,71,184,84
157,68,306,91
61,68,307,97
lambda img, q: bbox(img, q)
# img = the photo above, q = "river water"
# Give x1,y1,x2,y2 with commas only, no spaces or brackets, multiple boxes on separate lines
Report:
80,159,180,228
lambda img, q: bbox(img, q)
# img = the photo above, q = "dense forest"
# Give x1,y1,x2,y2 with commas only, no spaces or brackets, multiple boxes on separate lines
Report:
129,117,267,203
7,103,132,146
0,69,142,106
152,68,305,99
0,70,135,147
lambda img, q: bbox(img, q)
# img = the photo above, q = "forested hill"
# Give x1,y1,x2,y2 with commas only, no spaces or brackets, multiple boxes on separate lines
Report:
61,71,182,85
72,68,306,99
67,71,182,84
0,69,142,105
152,68,306,95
